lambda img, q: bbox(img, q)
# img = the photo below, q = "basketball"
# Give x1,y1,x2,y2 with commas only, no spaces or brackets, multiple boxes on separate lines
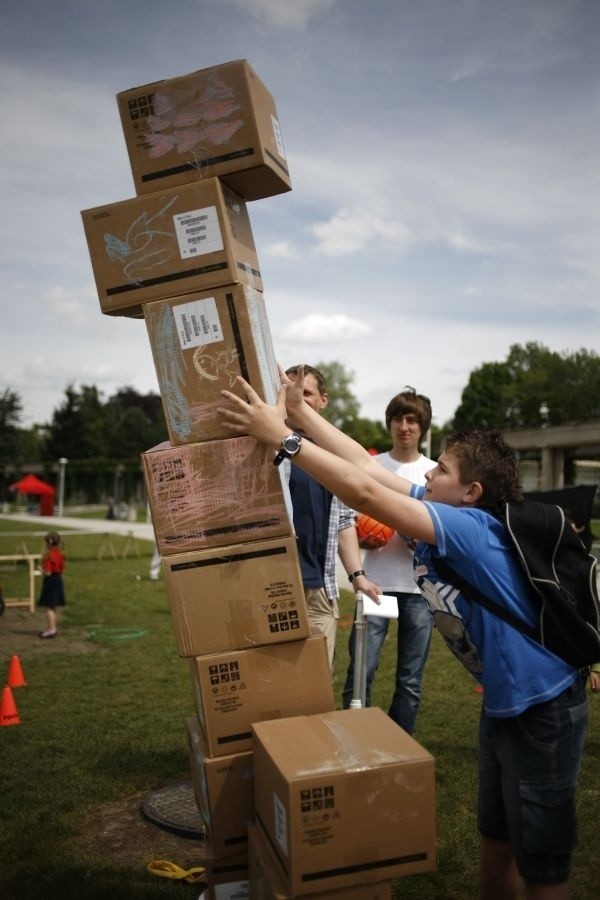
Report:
355,514,395,549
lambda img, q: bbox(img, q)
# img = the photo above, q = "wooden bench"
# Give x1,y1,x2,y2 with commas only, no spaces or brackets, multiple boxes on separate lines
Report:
0,554,42,612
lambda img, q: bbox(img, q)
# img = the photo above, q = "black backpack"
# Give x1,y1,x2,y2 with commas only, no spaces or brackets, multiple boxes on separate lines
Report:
435,500,600,669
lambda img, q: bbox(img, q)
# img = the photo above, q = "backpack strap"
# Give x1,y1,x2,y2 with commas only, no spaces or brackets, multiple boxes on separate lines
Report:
433,558,539,642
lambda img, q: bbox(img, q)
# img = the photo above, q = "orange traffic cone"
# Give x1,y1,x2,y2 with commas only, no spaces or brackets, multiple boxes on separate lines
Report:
7,654,26,688
1,684,21,726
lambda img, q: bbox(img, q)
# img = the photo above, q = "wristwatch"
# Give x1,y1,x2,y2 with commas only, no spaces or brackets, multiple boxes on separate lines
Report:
273,432,303,467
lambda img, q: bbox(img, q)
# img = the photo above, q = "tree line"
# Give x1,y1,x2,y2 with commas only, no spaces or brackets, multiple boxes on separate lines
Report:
1,342,599,502
452,343,600,430
0,385,167,505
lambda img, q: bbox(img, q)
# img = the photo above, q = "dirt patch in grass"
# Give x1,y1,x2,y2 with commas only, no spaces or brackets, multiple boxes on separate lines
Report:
78,792,206,873
0,607,98,659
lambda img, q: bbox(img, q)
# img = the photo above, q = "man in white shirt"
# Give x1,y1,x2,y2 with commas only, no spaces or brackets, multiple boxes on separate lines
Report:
342,387,435,733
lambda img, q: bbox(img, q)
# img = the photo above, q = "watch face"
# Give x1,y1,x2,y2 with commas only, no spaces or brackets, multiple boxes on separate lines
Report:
273,433,302,466
282,435,301,453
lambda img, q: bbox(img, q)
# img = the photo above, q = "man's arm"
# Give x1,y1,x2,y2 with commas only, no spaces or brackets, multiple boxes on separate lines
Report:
337,522,382,603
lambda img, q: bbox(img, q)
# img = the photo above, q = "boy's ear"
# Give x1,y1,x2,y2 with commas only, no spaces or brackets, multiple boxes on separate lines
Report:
319,391,329,410
463,481,483,505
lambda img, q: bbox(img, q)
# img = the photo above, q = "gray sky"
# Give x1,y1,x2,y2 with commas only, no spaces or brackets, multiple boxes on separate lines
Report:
2,0,599,430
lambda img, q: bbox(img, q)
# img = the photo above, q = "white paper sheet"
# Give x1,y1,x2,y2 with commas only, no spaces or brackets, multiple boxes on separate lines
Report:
362,593,399,619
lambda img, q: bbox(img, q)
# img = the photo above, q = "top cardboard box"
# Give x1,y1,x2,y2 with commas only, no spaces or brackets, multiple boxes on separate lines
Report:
117,59,291,201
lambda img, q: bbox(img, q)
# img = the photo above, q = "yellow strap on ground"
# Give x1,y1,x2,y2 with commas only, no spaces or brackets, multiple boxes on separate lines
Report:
147,858,206,883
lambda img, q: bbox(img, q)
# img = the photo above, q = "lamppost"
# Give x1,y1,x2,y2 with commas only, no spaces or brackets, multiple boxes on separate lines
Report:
422,415,436,459
422,428,432,459
114,464,124,503
58,458,68,517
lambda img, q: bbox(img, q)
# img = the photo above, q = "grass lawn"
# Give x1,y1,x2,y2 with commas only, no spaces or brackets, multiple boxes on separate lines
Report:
0,519,598,899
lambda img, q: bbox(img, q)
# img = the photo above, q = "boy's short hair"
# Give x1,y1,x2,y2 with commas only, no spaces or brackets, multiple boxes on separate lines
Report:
385,387,432,437
45,531,61,547
286,364,328,396
444,429,523,515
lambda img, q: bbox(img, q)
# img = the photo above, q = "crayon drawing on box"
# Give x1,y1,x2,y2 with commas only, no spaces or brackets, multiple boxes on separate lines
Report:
104,196,178,285
154,303,192,442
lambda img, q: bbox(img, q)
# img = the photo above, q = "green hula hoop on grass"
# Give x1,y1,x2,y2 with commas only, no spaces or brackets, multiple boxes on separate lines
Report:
88,627,147,641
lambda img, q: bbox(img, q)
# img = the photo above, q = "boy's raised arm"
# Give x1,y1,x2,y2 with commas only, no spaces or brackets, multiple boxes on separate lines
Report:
218,376,435,544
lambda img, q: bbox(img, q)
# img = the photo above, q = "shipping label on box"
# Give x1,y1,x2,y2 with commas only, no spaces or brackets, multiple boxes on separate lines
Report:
163,537,309,657
117,58,291,201
144,284,280,444
189,633,334,757
81,178,261,317
143,436,293,555
187,717,253,859
252,708,436,896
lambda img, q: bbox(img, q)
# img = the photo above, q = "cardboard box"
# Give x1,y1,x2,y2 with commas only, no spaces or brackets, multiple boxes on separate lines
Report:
248,823,393,900
117,59,291,201
163,536,309,657
144,284,280,444
81,178,261,317
252,708,436,896
189,633,334,758
192,834,249,900
201,880,249,900
187,716,254,858
142,436,293,556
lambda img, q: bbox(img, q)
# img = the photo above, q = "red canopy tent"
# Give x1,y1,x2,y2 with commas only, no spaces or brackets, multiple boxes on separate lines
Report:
9,474,56,515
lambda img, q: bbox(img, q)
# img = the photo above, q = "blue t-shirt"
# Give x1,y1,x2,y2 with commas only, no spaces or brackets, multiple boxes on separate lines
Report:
410,484,577,717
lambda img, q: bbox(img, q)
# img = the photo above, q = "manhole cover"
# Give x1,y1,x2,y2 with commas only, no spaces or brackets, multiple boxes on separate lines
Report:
141,779,205,838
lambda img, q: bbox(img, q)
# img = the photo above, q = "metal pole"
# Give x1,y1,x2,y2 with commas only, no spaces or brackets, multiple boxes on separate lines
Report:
422,427,432,458
57,458,68,516
349,591,367,709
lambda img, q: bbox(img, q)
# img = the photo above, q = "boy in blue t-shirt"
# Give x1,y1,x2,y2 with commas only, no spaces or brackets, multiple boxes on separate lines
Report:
219,372,589,900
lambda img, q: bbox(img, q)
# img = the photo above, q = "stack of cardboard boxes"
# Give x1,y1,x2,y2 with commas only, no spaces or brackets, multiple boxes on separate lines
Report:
81,59,436,899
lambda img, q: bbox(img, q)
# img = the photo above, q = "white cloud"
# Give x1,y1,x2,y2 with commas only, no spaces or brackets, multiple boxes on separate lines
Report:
44,286,87,323
443,221,490,254
280,314,373,343
221,0,336,30
263,240,299,260
449,54,488,83
309,209,412,256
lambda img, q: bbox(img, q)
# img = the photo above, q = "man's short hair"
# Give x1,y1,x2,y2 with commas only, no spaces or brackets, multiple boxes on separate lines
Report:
444,429,523,515
385,387,432,437
286,365,328,396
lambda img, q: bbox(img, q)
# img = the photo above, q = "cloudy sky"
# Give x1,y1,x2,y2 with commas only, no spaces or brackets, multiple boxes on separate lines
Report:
2,0,599,431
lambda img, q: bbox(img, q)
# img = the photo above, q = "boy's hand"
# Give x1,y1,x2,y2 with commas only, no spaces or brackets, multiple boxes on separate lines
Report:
219,377,288,447
279,363,305,420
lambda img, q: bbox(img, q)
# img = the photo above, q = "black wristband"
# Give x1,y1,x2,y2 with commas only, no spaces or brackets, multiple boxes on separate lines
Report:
348,569,366,583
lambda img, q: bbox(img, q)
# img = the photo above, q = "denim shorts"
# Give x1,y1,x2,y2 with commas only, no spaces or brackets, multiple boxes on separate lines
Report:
477,675,588,885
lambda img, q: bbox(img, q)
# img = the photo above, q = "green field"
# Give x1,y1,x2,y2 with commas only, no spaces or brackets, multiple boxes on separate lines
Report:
0,520,598,899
